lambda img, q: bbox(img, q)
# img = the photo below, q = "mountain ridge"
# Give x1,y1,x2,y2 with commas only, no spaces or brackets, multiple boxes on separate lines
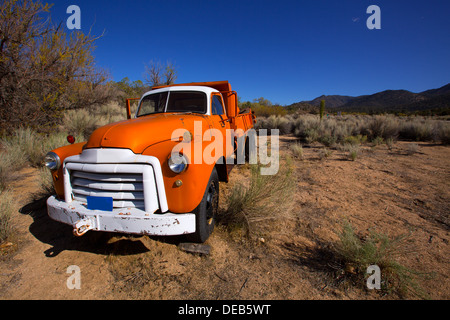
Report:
292,83,450,113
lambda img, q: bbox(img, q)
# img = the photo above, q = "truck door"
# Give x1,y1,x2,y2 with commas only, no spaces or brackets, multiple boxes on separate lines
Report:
209,93,233,161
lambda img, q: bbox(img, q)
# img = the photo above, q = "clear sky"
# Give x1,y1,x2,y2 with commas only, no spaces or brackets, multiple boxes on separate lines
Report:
51,0,450,105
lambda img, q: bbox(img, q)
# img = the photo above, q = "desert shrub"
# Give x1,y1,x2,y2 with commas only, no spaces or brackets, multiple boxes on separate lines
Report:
338,142,361,161
255,115,295,135
250,104,288,118
407,143,419,155
1,128,43,167
319,134,337,147
433,121,450,145
399,118,434,141
344,135,367,145
293,115,357,146
256,114,447,147
63,109,102,141
293,115,321,142
290,142,303,159
62,102,128,141
0,127,68,191
303,127,320,144
92,102,127,124
385,137,395,150
348,145,360,161
37,166,55,197
367,116,400,142
372,136,384,146
218,161,295,237
0,128,68,168
317,148,333,160
0,189,14,243
334,221,431,299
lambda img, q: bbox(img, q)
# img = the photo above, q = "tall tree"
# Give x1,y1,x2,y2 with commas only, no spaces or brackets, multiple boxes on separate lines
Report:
0,0,111,132
143,60,178,87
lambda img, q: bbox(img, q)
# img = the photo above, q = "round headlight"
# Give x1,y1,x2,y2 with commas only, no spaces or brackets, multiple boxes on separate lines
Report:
44,152,61,171
168,153,188,174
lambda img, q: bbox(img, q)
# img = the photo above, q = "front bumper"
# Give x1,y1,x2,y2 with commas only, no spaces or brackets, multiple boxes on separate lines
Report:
47,196,196,236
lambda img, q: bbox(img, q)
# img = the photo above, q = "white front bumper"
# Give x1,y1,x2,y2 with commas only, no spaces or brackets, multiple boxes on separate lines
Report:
47,196,196,236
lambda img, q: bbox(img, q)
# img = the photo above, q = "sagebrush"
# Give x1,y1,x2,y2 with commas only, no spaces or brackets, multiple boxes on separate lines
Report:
218,160,296,238
334,221,432,299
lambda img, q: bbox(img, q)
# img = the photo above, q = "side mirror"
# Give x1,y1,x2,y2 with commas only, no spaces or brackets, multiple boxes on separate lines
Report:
125,98,140,119
126,99,132,120
225,91,238,118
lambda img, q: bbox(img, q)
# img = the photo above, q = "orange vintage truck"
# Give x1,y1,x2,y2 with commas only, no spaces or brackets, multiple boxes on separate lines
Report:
45,81,255,242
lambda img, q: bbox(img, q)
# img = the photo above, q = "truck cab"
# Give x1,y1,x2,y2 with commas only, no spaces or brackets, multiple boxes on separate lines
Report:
45,81,255,243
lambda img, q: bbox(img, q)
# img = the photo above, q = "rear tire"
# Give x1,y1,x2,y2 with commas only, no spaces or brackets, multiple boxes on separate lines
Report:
186,168,219,243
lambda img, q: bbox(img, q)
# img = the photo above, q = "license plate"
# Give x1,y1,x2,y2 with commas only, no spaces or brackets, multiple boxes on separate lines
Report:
87,196,113,212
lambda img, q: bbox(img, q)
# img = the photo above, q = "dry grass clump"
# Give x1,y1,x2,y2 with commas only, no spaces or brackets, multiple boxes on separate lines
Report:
406,143,419,155
0,128,67,170
0,189,14,243
347,145,360,161
332,221,432,299
398,118,433,142
290,142,303,159
218,160,296,238
63,102,126,141
364,115,400,141
431,121,450,145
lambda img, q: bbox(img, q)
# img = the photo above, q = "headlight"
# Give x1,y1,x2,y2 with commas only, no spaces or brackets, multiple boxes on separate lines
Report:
44,152,61,170
168,153,188,173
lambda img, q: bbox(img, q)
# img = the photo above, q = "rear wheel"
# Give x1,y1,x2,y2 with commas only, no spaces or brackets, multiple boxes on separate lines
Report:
186,168,219,243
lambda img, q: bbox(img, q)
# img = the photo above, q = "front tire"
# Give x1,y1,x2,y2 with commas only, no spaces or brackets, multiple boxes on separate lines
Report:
186,168,219,243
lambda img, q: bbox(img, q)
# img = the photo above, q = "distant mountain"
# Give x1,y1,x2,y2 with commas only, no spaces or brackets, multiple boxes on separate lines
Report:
291,83,450,114
303,95,355,109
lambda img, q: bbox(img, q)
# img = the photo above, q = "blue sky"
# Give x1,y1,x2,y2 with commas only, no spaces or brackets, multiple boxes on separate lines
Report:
51,0,450,105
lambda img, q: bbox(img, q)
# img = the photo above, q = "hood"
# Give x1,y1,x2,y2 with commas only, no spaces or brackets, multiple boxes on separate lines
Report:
84,113,211,154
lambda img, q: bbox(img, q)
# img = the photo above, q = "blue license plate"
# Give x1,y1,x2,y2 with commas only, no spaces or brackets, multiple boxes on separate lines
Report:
87,196,113,212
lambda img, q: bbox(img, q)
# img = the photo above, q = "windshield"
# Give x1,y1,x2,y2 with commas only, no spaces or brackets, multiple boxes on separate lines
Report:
137,91,207,117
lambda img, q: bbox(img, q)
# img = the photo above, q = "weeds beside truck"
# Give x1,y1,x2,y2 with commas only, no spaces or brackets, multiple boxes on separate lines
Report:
45,81,255,243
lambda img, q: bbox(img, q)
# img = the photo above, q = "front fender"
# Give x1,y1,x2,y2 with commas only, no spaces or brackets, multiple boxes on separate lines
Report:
142,140,216,214
49,142,86,198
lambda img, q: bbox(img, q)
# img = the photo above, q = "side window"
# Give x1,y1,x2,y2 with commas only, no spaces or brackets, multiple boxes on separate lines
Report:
212,95,225,115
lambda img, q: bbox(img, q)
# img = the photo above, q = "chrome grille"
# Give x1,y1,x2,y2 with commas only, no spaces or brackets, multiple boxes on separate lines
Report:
69,170,145,209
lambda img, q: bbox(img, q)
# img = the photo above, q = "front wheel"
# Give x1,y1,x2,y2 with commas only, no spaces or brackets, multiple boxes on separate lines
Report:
186,168,219,243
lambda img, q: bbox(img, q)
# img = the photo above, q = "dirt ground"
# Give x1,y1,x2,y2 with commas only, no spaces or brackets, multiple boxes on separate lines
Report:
0,137,448,300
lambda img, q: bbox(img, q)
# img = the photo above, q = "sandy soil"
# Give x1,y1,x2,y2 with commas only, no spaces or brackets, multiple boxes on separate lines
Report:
0,138,448,300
